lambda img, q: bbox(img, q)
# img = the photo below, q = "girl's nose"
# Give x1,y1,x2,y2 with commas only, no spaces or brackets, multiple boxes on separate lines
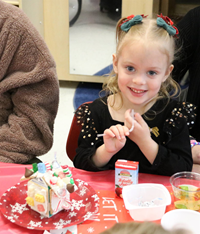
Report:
132,74,145,85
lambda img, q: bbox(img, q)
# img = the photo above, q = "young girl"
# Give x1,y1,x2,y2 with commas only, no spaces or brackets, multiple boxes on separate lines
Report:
73,14,196,176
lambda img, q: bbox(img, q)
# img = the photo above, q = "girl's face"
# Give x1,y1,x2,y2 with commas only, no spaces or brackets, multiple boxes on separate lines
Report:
113,41,174,109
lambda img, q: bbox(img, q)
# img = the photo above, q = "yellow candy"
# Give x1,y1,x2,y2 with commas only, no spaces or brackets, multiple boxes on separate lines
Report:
174,199,200,211
26,196,34,206
35,193,45,203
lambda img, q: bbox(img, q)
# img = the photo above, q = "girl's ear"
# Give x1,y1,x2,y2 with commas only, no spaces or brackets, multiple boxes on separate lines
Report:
163,64,174,82
112,54,118,73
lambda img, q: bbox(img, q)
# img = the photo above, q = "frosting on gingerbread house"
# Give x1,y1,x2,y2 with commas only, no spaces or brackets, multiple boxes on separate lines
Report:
23,158,75,217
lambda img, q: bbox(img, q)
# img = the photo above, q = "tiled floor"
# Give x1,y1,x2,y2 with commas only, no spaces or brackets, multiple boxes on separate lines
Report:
39,81,78,167
40,1,121,166
69,0,120,76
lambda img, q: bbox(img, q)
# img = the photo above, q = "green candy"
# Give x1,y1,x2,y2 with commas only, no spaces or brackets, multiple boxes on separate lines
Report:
53,172,58,177
70,178,74,185
32,163,38,173
179,185,189,191
175,204,188,209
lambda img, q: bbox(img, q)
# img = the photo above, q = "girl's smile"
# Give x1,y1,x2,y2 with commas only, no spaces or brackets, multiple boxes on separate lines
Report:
129,87,147,96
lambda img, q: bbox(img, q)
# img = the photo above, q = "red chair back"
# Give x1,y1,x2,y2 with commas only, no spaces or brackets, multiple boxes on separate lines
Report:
66,101,92,161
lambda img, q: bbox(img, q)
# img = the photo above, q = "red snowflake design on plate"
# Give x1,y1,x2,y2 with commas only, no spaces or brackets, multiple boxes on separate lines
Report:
0,179,99,230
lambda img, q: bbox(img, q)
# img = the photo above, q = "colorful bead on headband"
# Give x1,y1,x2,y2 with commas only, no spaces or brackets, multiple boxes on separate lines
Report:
120,15,146,32
157,14,179,37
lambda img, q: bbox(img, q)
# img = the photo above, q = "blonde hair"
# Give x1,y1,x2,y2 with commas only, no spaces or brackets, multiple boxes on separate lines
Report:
100,222,191,234
102,16,180,110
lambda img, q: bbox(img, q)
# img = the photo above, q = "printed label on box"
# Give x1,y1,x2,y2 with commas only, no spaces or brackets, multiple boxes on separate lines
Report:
115,160,139,198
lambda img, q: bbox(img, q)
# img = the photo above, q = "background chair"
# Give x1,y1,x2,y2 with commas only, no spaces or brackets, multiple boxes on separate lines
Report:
66,101,92,162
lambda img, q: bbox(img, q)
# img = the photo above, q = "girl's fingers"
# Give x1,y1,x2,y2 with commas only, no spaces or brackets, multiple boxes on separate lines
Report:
104,129,115,138
134,113,145,125
125,109,134,131
134,113,149,132
106,125,129,140
110,125,123,139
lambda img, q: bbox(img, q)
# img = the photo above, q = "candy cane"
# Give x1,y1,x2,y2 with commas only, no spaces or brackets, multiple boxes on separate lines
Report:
54,200,62,213
53,196,71,213
44,162,51,171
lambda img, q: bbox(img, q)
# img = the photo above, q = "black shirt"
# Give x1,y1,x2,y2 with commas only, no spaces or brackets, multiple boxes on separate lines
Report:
173,6,200,141
74,97,195,176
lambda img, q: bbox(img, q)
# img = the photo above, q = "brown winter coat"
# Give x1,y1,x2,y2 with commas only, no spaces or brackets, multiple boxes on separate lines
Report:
0,1,59,163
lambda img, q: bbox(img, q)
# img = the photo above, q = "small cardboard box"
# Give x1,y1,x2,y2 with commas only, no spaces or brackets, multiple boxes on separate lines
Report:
115,160,139,198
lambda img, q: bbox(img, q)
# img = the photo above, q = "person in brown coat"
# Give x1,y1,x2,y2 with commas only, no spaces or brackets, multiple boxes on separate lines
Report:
0,1,59,163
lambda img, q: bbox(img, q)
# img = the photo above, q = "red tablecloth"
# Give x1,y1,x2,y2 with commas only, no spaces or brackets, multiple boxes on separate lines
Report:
0,162,171,234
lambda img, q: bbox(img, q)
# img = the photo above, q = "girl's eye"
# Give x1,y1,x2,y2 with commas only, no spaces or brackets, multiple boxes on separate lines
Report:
148,71,157,76
126,66,135,72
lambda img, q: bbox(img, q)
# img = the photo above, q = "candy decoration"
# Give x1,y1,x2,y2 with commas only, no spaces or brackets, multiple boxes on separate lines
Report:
44,162,51,171
63,168,69,173
52,153,60,169
67,184,75,193
37,163,46,174
35,194,45,203
63,168,72,177
26,197,34,206
50,176,58,185
57,187,67,197
66,172,72,177
32,163,38,173
53,194,71,213
62,177,70,185
54,200,61,213
37,204,45,212
25,167,34,178
61,165,69,170
58,171,65,179
62,200,71,210
62,165,72,177
70,178,75,185
53,172,58,177
25,159,75,217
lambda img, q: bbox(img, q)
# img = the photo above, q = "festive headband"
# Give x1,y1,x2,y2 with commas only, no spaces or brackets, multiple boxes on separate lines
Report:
120,14,179,37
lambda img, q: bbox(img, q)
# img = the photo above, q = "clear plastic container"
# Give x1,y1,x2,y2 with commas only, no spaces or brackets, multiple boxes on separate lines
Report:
170,171,200,211
122,183,171,221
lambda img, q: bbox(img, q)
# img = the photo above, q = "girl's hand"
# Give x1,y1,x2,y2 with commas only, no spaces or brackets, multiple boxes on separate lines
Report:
125,111,158,164
124,109,134,132
125,111,151,145
103,124,130,154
